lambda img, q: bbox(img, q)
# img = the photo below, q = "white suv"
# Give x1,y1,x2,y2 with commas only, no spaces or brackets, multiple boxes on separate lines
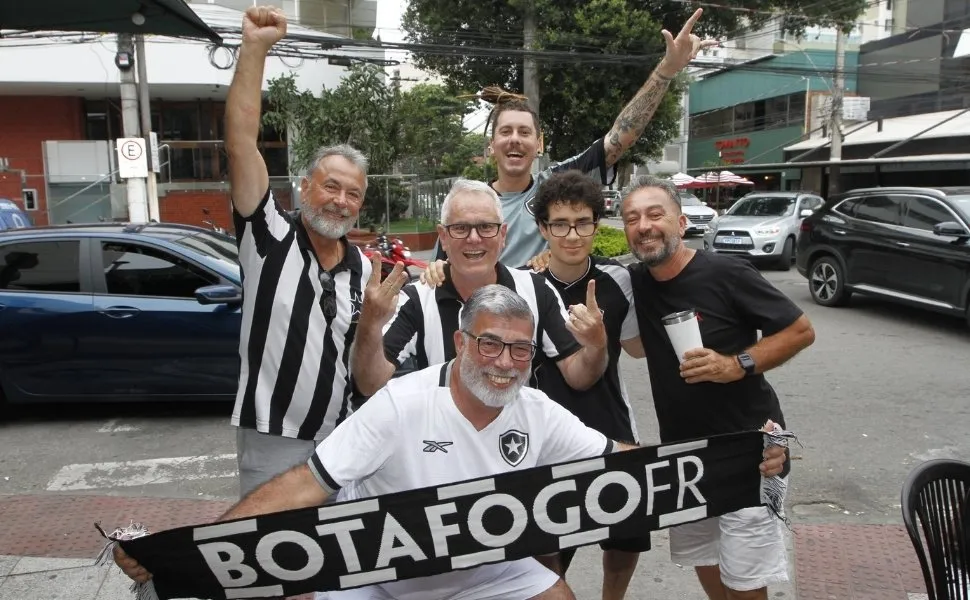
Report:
679,192,718,236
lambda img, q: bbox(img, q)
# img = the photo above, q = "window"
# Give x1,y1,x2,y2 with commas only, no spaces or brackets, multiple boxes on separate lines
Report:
22,189,38,211
900,196,957,231
0,241,80,292
101,242,217,298
852,195,902,225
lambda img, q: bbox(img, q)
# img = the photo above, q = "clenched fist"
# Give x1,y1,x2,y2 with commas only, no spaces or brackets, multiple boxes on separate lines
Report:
242,5,287,51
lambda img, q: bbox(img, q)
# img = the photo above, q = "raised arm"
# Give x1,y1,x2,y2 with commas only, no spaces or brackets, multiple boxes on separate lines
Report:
603,8,716,166
350,254,410,396
225,6,286,218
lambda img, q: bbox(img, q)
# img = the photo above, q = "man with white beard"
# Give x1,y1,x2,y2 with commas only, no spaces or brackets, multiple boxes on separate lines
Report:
225,5,393,498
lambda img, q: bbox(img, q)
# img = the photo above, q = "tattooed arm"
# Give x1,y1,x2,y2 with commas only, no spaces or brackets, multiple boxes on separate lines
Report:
603,8,716,167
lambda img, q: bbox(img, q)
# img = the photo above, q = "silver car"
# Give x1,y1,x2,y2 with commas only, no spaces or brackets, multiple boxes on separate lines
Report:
703,191,824,270
679,192,718,236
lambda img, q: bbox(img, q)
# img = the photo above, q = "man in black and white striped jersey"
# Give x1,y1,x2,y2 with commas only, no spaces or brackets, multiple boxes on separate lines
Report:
225,6,401,498
350,179,608,398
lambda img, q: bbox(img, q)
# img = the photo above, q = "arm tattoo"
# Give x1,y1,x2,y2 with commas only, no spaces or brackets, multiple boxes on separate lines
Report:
604,73,671,165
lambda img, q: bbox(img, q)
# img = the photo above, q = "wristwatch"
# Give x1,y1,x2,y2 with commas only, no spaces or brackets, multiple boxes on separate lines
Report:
736,352,756,376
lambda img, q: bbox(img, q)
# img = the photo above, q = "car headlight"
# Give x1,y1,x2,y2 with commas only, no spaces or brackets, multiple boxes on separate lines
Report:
755,226,782,236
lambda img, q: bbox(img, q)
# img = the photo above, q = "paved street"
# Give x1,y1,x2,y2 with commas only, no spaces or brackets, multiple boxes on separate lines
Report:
2,239,969,599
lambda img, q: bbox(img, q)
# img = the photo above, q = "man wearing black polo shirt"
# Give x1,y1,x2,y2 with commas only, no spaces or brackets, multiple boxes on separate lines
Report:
350,178,608,397
621,175,816,600
528,170,650,600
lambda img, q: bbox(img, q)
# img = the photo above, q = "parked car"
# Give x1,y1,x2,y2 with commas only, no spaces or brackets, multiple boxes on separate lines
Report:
703,191,824,270
678,192,718,236
0,222,243,406
603,189,621,217
0,198,32,231
796,186,970,327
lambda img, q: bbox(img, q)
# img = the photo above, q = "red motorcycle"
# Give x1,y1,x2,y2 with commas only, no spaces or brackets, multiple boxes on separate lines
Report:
363,232,428,281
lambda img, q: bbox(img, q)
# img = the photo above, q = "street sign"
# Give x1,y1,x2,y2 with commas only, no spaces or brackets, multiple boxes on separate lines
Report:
116,137,147,179
148,132,160,173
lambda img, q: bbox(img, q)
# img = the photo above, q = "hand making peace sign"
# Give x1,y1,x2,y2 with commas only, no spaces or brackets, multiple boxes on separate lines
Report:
564,279,607,349
657,8,720,78
361,253,409,327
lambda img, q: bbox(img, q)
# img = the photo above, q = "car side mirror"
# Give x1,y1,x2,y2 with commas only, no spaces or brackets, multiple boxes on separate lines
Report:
196,284,242,305
799,209,813,218
933,221,970,239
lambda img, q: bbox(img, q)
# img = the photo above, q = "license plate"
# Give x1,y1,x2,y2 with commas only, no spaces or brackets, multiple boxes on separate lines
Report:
717,236,746,245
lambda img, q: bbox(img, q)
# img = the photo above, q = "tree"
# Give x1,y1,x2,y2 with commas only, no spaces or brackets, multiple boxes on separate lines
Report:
401,0,867,166
263,64,403,226
396,83,477,178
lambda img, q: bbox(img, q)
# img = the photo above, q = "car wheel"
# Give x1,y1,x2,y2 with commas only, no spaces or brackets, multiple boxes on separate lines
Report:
776,237,794,271
809,255,851,307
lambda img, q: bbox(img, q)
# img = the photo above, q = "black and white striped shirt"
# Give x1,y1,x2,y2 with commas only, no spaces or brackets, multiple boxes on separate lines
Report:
231,188,372,441
381,263,580,378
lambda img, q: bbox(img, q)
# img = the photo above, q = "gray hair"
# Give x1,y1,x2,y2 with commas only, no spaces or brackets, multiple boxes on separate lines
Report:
459,285,535,332
305,144,369,191
622,174,681,213
440,178,502,224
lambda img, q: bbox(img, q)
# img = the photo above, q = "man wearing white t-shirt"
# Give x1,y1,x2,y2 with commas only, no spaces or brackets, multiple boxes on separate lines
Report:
112,285,789,599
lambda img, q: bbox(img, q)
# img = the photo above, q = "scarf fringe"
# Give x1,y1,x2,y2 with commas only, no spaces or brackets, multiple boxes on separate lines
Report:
761,422,799,531
132,580,160,600
93,519,155,597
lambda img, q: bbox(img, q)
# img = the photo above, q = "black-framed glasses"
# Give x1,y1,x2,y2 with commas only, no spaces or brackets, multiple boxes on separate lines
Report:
443,223,502,239
544,220,597,237
318,271,337,319
462,331,537,362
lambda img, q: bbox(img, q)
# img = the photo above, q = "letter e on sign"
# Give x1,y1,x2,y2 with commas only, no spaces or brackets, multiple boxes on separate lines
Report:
116,137,148,179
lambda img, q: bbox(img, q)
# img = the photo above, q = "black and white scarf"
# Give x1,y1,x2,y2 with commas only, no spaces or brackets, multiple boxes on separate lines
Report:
98,428,794,600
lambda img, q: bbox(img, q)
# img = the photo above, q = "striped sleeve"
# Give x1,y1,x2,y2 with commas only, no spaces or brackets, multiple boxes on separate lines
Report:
382,285,422,367
600,263,640,341
232,187,294,264
534,274,581,360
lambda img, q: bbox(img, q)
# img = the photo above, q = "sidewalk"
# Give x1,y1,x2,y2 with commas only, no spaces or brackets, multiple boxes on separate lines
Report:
0,493,927,600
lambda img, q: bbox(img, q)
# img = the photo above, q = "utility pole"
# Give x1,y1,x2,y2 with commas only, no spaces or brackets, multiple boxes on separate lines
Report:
828,28,846,198
135,34,159,222
117,33,149,223
523,1,539,118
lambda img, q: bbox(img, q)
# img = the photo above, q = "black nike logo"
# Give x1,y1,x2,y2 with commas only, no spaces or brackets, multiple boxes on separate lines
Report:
422,440,454,453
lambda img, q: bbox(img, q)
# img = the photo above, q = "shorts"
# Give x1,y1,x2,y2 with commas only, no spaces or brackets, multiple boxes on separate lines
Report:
668,476,790,592
556,533,651,573
313,558,559,600
235,427,318,499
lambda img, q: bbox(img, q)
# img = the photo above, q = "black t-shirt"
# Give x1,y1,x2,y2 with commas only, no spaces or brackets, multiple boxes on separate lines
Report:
529,256,641,443
628,251,804,444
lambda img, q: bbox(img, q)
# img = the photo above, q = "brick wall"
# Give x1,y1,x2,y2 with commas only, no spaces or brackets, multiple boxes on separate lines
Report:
159,191,234,231
0,96,86,226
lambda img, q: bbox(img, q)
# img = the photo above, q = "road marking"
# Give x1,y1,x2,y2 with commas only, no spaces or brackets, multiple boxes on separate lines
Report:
97,419,140,433
47,454,237,491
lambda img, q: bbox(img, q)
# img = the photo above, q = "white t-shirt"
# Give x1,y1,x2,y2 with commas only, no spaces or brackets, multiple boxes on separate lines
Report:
308,361,613,501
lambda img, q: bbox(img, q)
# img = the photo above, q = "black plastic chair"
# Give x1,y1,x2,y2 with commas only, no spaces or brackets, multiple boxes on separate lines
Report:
901,459,970,600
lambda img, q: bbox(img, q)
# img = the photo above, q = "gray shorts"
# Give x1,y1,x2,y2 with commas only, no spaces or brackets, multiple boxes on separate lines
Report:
235,427,318,499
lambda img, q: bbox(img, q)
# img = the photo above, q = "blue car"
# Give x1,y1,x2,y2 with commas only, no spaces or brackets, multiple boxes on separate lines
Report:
0,222,243,405
0,198,32,231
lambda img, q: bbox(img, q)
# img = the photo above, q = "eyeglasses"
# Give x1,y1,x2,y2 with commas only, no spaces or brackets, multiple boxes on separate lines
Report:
462,331,537,362
443,223,502,239
544,220,597,237
318,271,337,319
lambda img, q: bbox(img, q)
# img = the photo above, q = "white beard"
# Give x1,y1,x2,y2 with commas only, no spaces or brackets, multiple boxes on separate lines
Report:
459,352,529,408
301,197,355,239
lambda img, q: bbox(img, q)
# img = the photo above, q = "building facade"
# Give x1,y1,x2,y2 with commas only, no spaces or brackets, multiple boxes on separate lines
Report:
0,1,378,228
686,49,860,192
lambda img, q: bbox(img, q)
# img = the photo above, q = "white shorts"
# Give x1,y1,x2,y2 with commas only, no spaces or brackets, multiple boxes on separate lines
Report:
313,558,559,600
669,477,790,592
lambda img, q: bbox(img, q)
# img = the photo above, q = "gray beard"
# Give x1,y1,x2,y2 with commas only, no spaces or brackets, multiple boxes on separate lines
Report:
631,232,681,267
458,352,529,408
301,197,355,239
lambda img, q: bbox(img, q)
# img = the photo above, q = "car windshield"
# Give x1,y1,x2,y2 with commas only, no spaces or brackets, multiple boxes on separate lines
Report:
679,194,704,207
171,231,240,278
949,195,970,221
727,196,795,217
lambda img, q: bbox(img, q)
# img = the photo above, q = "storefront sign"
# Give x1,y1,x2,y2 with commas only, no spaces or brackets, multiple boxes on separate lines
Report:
714,137,750,165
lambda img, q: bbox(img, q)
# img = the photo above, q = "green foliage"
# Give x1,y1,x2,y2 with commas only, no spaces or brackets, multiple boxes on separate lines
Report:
263,68,483,226
401,0,867,162
591,224,629,258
